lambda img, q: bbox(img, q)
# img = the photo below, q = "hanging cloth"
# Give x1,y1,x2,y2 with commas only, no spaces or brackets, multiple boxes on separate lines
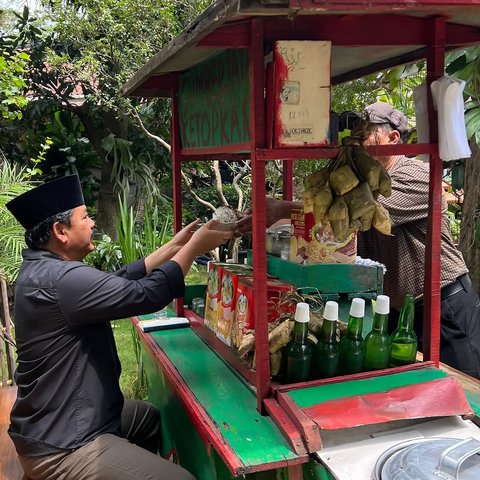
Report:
430,75,472,162
413,82,430,162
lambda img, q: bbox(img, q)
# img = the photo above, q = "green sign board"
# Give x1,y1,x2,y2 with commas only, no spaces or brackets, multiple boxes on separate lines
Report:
179,49,250,150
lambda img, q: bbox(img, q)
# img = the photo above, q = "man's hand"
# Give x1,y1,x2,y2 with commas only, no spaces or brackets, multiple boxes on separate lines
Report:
172,219,201,248
189,219,233,255
172,219,233,276
234,198,300,235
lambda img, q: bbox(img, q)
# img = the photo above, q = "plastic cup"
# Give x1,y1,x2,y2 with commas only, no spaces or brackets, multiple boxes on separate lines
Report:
323,301,339,321
295,302,310,323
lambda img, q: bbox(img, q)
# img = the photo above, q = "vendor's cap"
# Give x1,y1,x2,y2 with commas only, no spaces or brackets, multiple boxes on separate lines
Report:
6,175,84,230
364,101,409,133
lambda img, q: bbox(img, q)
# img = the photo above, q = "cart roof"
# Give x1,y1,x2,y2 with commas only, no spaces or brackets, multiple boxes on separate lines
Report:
123,0,480,98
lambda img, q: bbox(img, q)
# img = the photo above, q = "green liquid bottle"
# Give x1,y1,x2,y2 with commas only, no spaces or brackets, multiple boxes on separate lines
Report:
389,294,417,367
285,302,312,383
364,295,391,371
313,301,340,379
339,298,365,375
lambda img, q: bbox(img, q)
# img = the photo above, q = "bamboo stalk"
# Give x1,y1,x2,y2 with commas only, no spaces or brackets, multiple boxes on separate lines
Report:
0,277,16,385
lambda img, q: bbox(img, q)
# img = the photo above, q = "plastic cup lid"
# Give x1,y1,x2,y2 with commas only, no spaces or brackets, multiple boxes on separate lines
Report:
376,295,390,314
295,302,310,323
350,298,365,317
323,301,338,321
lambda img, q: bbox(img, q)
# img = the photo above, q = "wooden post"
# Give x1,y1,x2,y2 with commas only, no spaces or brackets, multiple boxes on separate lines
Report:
423,16,446,366
249,18,270,412
171,76,185,316
1,276,16,385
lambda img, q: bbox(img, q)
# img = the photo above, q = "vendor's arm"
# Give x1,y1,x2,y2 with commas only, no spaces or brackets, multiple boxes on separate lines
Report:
234,197,302,234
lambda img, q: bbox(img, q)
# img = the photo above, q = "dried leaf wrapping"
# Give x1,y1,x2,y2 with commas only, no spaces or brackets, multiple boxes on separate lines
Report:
313,187,333,222
304,167,329,190
328,195,348,221
353,146,382,191
344,182,376,220
270,350,283,376
302,190,315,213
359,209,375,231
372,201,392,235
378,168,392,198
329,164,359,196
238,332,255,357
331,218,350,241
268,320,293,353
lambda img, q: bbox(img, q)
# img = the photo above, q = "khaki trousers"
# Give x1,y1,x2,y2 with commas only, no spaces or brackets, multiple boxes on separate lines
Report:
19,400,196,480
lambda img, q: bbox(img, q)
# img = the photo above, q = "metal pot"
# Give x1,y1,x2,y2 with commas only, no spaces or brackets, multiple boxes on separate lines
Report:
374,437,480,480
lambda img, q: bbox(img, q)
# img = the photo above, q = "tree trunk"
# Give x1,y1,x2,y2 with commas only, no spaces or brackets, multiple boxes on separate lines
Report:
78,108,129,239
458,140,480,293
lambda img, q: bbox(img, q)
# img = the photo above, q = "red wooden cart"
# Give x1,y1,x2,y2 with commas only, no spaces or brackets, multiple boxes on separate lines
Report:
123,2,480,478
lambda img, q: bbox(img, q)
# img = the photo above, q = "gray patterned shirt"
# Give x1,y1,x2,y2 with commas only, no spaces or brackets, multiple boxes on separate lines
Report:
358,155,467,310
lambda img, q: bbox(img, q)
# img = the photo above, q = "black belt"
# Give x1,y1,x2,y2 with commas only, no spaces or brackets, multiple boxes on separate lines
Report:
441,274,471,300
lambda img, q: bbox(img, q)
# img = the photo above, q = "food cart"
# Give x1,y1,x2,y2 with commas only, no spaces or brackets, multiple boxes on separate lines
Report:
122,2,480,478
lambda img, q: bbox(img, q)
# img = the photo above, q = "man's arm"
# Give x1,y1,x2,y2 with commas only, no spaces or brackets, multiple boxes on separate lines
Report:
234,197,302,234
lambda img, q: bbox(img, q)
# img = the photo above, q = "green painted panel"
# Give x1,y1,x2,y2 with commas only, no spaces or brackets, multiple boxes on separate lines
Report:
184,284,207,306
288,369,447,408
179,49,250,150
466,391,480,417
150,328,299,467
142,347,223,479
248,252,383,295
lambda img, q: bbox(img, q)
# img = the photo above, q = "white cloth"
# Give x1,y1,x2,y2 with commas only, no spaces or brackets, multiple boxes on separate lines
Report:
430,75,472,162
413,82,430,162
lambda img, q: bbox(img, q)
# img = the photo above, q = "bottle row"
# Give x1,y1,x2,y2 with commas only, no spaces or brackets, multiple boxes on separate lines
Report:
285,294,418,383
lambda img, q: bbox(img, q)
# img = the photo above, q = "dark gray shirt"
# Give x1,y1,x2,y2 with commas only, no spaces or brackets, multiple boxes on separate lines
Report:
9,248,184,456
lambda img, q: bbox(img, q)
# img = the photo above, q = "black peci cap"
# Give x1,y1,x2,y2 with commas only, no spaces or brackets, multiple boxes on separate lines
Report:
6,175,85,230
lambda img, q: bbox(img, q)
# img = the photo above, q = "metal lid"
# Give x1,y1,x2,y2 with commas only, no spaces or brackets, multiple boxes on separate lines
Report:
375,437,480,480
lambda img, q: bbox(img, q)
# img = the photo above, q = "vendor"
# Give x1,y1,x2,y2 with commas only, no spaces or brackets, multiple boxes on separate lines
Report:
7,174,232,480
356,101,480,378
235,102,480,379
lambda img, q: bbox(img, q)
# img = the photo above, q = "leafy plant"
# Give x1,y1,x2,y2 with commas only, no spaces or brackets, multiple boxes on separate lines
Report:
116,193,137,264
85,234,123,271
0,158,38,281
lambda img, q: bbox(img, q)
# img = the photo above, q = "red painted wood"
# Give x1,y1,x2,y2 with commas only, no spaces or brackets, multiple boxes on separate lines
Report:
197,22,250,48
292,0,480,8
179,152,250,162
257,143,436,161
180,143,251,156
186,309,257,385
265,61,274,150
131,317,245,476
275,361,437,394
283,160,294,201
171,79,185,316
286,464,304,480
423,16,445,366
263,397,308,456
262,15,480,46
303,377,473,430
276,391,322,453
249,18,270,413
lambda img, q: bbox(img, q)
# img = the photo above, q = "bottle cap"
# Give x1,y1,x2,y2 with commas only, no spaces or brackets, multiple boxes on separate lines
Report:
375,295,390,315
294,302,310,323
350,298,365,317
323,301,338,321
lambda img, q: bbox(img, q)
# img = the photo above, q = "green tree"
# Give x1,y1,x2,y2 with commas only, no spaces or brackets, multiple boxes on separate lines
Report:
0,157,36,281
0,48,29,121
1,1,209,237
